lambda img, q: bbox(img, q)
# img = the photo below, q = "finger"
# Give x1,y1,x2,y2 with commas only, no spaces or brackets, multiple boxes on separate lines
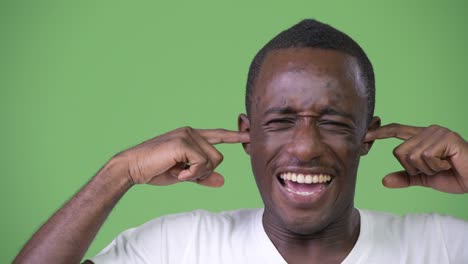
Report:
167,162,188,178
422,155,451,172
382,170,465,193
146,173,181,186
404,143,438,176
382,171,430,189
178,160,212,181
146,156,210,186
410,155,437,176
190,130,225,169
404,126,451,174
365,123,423,141
421,135,453,172
197,129,250,145
382,171,410,188
175,141,213,181
392,138,422,176
391,126,441,176
194,171,225,188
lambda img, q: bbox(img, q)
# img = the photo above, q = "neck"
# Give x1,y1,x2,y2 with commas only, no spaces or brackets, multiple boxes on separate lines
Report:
262,207,361,264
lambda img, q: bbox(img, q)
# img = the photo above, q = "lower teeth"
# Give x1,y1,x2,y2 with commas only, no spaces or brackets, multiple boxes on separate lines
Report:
285,187,316,196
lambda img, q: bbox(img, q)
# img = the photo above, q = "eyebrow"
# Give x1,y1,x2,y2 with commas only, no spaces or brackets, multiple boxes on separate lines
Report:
318,107,355,120
264,106,355,120
263,106,297,116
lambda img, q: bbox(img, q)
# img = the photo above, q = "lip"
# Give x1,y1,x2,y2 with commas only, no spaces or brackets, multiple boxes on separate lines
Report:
274,166,336,206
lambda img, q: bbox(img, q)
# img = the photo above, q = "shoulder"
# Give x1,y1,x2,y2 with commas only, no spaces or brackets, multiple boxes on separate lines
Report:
357,209,468,262
120,208,262,241
359,209,468,233
90,208,263,263
143,207,262,231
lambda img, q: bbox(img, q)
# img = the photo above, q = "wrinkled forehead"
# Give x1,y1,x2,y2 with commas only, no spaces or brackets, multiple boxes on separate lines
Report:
252,48,367,115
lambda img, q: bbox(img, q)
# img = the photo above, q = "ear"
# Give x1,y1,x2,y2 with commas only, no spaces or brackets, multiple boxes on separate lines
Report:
360,116,381,156
238,114,251,155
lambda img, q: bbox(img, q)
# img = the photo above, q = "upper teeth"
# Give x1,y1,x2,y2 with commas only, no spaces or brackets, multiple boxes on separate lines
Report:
279,172,332,184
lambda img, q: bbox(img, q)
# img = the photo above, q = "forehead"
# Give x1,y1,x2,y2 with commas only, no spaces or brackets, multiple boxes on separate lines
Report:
252,48,367,118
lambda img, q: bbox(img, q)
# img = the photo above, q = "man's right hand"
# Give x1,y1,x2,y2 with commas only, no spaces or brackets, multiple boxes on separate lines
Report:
13,127,249,264
115,127,250,188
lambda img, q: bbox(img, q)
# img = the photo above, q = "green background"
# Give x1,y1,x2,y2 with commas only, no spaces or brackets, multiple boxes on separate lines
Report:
1,0,467,261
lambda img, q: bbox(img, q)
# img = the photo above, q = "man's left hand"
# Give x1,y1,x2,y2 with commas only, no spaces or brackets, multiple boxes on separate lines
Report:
365,123,468,194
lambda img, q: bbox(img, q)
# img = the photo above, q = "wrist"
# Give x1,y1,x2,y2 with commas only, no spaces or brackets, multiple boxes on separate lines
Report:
93,155,134,199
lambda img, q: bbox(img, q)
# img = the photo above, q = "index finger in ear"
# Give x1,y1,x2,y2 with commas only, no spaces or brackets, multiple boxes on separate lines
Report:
365,123,423,141
197,129,250,145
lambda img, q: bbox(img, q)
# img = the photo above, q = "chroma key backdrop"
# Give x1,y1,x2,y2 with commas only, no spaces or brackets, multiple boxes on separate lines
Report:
1,0,467,262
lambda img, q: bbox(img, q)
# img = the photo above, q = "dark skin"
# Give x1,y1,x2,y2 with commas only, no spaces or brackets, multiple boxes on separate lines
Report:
14,128,250,263
238,48,468,263
239,48,379,263
14,48,468,264
366,123,468,193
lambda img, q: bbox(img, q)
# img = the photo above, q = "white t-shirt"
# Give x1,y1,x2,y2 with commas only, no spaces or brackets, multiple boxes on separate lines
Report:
90,208,468,263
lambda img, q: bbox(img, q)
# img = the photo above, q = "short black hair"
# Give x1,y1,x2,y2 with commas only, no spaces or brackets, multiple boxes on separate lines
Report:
245,19,375,123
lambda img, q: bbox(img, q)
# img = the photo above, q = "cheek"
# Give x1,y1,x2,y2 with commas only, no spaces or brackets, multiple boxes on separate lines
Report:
322,135,361,169
251,127,291,155
249,129,291,181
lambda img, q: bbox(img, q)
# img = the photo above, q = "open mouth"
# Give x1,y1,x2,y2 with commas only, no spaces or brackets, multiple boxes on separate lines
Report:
277,172,333,197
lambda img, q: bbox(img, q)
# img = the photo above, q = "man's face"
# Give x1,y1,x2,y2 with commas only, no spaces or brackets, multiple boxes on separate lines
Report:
240,48,371,234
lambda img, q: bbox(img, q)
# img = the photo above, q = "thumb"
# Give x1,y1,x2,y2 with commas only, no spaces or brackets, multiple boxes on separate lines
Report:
195,172,225,188
382,171,429,189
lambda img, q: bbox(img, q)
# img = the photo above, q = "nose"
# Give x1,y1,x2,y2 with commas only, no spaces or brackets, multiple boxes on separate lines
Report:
286,122,326,162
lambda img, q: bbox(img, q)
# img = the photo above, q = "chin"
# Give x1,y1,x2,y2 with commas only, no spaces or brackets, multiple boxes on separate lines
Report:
282,207,338,235
262,200,332,236
264,191,356,237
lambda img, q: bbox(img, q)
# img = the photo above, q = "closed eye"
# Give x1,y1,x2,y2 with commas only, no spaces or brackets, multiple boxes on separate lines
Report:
263,118,296,131
319,121,349,127
267,118,295,124
318,121,353,133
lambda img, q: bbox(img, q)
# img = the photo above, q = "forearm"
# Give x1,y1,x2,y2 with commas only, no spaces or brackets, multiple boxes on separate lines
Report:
14,156,132,264
13,127,244,263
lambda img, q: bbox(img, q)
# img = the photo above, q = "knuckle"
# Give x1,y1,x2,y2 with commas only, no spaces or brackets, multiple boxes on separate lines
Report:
438,126,450,134
173,137,188,147
393,147,403,158
177,126,194,135
213,152,224,165
448,131,461,140
200,156,211,169
421,150,432,159
420,174,429,187
408,153,418,162
206,162,214,171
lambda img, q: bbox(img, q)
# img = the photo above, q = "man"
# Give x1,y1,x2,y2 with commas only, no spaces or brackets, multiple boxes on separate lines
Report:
14,19,468,263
